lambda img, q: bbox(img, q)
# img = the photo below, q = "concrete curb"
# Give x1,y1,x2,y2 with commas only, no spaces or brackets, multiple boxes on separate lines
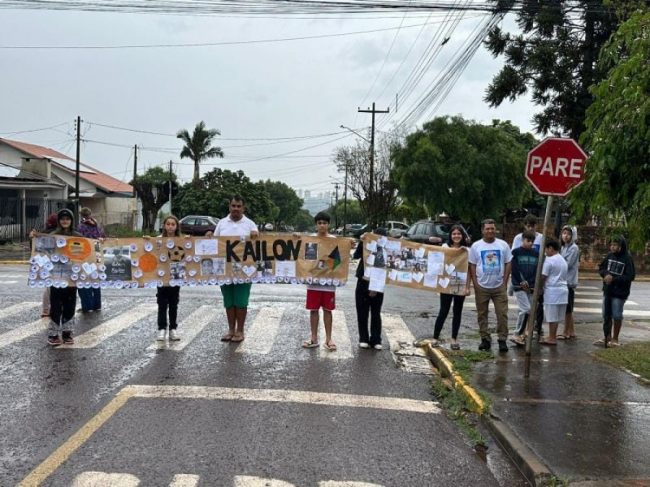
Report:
424,344,553,486
0,260,29,265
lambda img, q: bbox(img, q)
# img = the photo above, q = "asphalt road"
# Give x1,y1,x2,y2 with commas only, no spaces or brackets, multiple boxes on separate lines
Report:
3,264,648,486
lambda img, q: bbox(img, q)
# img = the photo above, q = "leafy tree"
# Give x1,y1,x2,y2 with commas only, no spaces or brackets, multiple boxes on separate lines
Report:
292,208,315,232
333,130,402,226
484,1,620,138
326,199,364,230
392,116,535,226
572,9,650,250
175,168,276,224
131,166,178,232
176,121,224,187
259,180,303,228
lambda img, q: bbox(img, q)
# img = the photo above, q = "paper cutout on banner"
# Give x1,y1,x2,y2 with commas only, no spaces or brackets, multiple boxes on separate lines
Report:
423,275,438,288
366,254,375,266
427,251,445,276
366,241,378,252
368,268,386,293
195,239,218,256
275,261,296,278
388,269,398,281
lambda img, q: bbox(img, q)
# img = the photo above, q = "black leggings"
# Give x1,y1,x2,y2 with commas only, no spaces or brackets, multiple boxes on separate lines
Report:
355,279,384,346
433,293,466,340
49,287,77,336
157,286,180,330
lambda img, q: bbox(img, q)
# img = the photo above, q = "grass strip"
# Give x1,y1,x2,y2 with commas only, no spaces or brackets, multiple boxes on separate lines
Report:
594,341,650,380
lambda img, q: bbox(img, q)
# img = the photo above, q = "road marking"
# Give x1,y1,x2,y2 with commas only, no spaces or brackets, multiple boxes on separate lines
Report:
575,298,638,305
382,314,417,351
0,274,23,278
63,304,157,349
129,384,440,414
170,474,200,487
0,317,48,349
235,477,294,487
319,309,353,359
0,280,18,284
236,306,285,355
149,305,218,351
575,291,605,297
0,301,39,320
573,307,650,318
18,387,136,487
72,471,140,486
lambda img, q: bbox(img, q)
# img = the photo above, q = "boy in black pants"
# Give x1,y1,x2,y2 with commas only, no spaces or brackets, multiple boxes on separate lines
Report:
354,228,387,350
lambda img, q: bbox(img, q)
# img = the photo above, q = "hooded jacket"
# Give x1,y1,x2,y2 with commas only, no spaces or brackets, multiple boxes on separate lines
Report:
78,215,106,239
560,225,580,288
598,236,635,299
50,208,82,237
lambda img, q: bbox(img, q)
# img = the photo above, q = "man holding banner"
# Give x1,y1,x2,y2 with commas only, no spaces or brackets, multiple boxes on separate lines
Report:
213,195,259,343
469,219,512,352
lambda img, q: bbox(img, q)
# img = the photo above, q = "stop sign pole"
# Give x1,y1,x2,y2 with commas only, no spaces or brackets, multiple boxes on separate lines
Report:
523,138,587,378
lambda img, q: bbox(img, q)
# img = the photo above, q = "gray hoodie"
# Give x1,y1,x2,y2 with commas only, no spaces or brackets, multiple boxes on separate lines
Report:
560,225,579,288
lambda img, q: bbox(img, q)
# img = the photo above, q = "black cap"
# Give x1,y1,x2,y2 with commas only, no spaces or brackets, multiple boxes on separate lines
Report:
57,208,74,221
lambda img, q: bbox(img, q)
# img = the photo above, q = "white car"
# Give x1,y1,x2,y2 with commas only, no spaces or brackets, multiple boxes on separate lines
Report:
385,221,410,238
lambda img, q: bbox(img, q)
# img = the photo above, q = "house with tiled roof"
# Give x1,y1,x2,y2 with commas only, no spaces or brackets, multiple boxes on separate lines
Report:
0,137,135,240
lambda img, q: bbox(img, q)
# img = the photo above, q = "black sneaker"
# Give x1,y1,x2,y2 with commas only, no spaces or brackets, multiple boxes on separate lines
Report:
48,336,63,346
498,340,509,352
478,338,491,351
62,332,74,344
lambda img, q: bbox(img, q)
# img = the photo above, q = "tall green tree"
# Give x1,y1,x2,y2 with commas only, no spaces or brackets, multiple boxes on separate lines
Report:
131,166,178,232
392,116,535,225
259,180,303,228
572,9,650,250
176,121,224,187
484,1,620,138
175,168,276,224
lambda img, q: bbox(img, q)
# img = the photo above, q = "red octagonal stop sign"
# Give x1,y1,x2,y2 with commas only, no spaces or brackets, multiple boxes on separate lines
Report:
526,137,588,196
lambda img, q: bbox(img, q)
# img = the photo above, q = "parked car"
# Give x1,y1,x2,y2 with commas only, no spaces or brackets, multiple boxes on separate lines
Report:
403,220,470,245
349,223,370,239
384,221,410,238
179,215,219,236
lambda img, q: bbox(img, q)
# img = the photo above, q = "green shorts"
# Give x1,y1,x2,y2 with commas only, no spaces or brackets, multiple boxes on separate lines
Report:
220,283,252,308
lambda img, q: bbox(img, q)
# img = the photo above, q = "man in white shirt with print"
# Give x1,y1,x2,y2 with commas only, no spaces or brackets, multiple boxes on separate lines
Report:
213,195,259,343
469,218,512,352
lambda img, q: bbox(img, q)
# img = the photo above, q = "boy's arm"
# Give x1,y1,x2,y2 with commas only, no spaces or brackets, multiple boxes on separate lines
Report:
598,256,608,278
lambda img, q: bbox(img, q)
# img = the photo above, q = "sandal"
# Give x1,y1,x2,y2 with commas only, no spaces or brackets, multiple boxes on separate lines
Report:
231,333,245,343
556,334,569,340
302,339,319,348
220,333,234,342
450,343,461,351
540,339,557,346
323,341,337,351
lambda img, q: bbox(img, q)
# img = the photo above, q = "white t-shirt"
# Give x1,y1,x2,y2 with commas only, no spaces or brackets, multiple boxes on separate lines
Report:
469,238,512,289
542,253,568,304
213,215,258,238
307,232,336,293
512,232,543,253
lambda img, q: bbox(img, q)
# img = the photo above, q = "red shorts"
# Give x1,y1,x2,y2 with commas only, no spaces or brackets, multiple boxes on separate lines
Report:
306,289,336,311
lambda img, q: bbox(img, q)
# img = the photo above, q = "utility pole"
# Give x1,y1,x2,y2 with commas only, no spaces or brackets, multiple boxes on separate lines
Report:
74,115,82,216
132,145,138,230
357,102,389,226
168,160,173,212
343,163,348,236
334,183,340,230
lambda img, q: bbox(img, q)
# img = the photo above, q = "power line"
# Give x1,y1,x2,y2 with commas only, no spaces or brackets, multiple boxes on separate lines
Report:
0,122,69,136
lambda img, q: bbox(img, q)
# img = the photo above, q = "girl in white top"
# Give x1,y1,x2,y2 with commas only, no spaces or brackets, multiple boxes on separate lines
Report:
540,238,568,345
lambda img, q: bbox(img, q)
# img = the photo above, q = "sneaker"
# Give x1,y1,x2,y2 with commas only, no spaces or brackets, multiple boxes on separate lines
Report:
169,329,181,341
47,336,62,346
62,332,74,344
498,340,509,352
478,338,491,351
373,344,383,350
157,329,166,341
359,342,370,349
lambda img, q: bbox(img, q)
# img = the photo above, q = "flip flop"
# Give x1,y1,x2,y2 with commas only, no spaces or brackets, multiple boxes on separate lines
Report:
220,333,234,342
324,342,337,351
231,333,245,343
450,343,461,351
302,339,319,348
556,334,569,340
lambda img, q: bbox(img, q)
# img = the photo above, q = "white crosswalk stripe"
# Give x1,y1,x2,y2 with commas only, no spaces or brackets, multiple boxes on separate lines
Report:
149,305,219,351
0,317,48,349
382,314,416,352
64,304,157,349
236,306,285,355
319,309,353,359
0,301,39,320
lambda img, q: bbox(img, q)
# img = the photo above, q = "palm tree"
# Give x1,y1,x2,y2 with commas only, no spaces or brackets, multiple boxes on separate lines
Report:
177,121,224,186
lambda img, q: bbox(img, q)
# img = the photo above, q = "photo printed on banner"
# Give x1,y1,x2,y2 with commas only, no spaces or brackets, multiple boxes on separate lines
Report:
170,262,186,280
35,236,57,256
304,242,318,260
104,245,132,281
51,261,73,279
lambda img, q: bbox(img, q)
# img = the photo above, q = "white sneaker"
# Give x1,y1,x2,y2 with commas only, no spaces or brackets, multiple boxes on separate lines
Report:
359,342,370,349
373,344,383,350
157,329,166,341
169,329,181,341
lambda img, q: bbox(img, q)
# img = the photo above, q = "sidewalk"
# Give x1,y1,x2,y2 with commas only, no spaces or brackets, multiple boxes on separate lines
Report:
436,320,650,486
0,242,30,263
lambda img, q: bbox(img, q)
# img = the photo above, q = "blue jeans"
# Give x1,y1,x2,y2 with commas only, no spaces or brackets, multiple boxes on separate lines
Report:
602,295,625,321
78,287,102,311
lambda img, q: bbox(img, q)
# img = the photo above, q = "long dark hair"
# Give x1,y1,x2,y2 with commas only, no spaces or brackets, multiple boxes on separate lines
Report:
446,224,470,247
162,215,181,237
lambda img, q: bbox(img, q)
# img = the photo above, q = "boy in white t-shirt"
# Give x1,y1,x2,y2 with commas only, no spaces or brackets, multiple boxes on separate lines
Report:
302,212,338,352
540,238,569,345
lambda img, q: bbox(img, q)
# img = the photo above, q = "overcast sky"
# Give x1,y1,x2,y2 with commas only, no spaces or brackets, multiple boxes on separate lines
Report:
0,7,536,196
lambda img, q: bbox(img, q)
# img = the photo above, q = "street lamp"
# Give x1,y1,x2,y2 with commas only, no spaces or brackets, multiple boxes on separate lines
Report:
339,125,370,236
